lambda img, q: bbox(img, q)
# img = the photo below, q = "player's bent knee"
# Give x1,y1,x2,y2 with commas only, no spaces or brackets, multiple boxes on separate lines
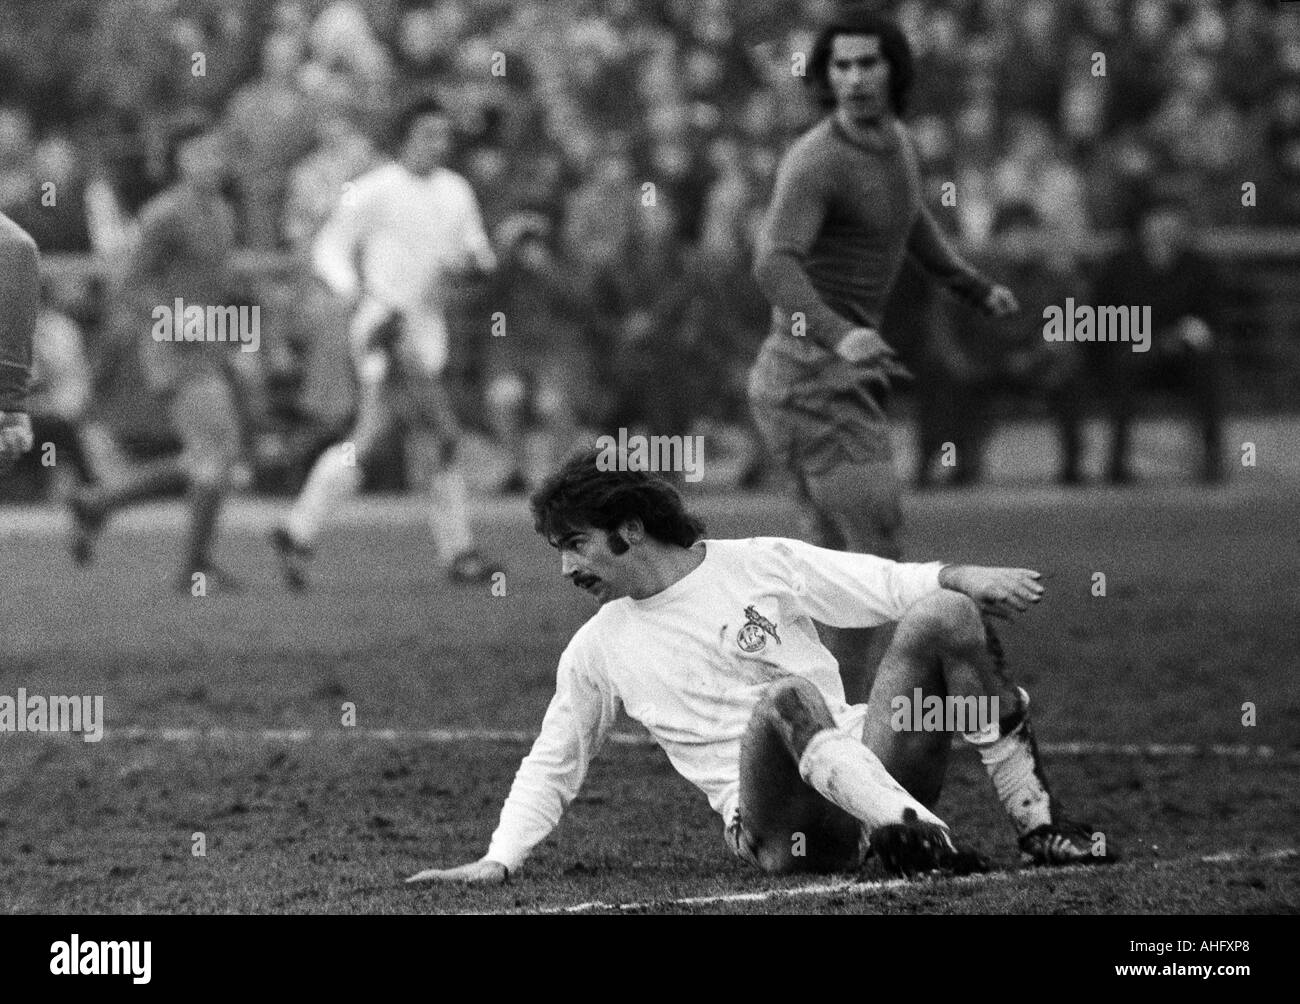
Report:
761,676,826,719
900,589,984,651
759,677,835,752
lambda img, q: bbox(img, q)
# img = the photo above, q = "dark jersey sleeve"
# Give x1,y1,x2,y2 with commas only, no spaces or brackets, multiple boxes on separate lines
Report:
0,213,40,412
752,147,857,351
905,206,994,313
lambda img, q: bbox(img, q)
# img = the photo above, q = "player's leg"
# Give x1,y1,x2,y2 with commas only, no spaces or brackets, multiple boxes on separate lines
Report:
170,371,242,590
734,676,982,877
911,371,952,488
748,386,845,552
746,344,801,492
748,353,900,703
275,352,392,587
862,588,1116,866
402,372,503,584
1046,376,1084,486
68,444,187,567
484,370,530,493
1100,348,1139,484
950,376,993,486
802,457,903,705
29,416,88,487
862,589,1016,805
732,677,861,874
1183,339,1224,483
800,459,903,559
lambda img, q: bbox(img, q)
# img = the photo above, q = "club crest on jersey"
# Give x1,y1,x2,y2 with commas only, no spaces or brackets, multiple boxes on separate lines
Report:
737,605,780,653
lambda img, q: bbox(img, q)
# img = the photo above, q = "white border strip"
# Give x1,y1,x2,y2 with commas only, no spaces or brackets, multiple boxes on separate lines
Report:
97,726,1294,762
527,848,1298,915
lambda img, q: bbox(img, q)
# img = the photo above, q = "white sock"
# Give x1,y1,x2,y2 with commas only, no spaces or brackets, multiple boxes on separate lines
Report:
286,443,361,548
798,728,947,831
964,688,1053,836
426,465,474,565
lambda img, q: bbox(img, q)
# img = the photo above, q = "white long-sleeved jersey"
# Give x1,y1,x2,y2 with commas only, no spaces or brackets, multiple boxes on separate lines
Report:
313,162,495,375
484,536,945,872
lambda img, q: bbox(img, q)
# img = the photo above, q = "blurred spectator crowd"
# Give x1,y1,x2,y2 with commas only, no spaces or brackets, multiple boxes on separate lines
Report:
1,0,1296,498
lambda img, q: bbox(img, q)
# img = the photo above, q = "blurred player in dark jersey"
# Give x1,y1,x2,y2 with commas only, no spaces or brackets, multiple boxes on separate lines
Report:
70,126,251,591
271,99,503,588
0,211,38,471
749,12,1019,702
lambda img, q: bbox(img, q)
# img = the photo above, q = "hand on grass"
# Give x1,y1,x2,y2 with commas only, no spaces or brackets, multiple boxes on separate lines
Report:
939,564,1044,619
406,858,508,885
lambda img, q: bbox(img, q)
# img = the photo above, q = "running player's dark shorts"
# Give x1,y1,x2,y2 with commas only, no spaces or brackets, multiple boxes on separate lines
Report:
168,369,241,478
747,337,896,480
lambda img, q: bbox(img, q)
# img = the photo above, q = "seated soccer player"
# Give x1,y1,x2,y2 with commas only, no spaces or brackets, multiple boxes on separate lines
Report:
409,451,1116,884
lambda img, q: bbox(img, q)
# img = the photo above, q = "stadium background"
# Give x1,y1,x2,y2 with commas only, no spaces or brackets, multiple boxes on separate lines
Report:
1,0,1298,499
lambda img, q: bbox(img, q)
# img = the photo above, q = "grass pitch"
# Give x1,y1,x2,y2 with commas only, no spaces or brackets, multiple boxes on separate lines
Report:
1,481,1296,913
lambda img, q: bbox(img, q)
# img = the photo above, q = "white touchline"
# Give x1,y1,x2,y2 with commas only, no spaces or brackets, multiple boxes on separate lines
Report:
516,848,1298,915
104,726,1293,762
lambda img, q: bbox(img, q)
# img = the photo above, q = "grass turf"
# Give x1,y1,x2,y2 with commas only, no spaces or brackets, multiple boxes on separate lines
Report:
1,483,1296,913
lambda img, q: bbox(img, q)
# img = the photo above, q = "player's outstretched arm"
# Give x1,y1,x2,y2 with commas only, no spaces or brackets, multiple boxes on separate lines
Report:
406,858,508,885
938,564,1044,619
906,206,1019,318
404,644,619,888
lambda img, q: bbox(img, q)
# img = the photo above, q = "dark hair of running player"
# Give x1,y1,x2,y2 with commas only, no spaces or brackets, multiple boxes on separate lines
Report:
531,450,705,555
807,12,915,115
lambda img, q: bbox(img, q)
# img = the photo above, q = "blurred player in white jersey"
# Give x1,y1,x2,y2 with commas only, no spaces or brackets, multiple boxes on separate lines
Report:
408,452,1116,884
272,98,503,587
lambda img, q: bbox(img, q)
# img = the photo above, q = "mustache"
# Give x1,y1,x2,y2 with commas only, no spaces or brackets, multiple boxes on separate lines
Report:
572,573,600,589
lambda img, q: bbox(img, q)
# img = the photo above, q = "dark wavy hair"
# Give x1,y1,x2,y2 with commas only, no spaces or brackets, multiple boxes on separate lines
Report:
807,12,914,115
531,450,705,552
